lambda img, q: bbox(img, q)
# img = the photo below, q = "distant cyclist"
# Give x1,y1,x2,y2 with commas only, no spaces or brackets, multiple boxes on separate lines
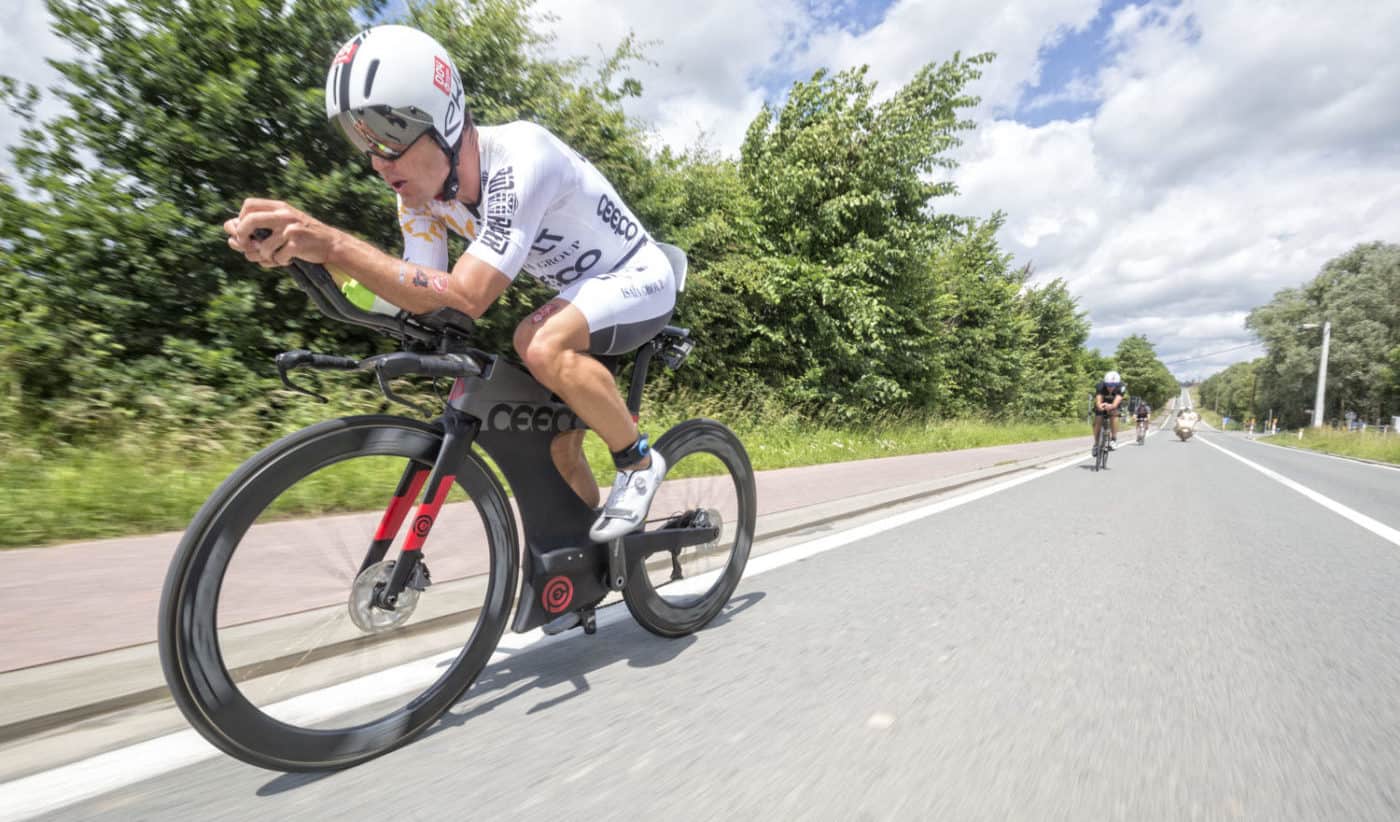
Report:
1093,371,1126,455
1135,402,1151,442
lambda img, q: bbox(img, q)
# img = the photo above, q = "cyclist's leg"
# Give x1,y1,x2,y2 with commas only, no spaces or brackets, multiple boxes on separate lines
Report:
521,242,676,457
514,244,675,536
1092,412,1102,454
550,428,599,508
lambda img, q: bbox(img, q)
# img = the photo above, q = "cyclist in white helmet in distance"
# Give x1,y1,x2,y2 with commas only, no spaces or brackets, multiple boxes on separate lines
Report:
223,25,672,542
1093,371,1126,454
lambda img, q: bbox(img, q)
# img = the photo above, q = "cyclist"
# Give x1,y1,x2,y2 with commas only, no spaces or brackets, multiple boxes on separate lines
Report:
223,25,671,542
1135,401,1151,440
1092,371,1126,455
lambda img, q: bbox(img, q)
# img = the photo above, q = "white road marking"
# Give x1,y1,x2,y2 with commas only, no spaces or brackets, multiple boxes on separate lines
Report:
1198,435,1400,548
0,453,1088,821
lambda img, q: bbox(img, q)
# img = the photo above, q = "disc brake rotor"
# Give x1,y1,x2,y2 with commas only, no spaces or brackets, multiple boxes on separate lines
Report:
348,560,420,634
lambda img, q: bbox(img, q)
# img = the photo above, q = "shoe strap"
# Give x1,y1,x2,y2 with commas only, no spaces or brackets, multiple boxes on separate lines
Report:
602,507,643,521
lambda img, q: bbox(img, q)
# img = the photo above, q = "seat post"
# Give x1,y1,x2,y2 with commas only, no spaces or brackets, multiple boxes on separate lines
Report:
626,342,656,419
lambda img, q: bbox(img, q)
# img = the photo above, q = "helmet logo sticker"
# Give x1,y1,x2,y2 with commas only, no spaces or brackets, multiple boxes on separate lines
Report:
334,38,360,65
433,56,451,96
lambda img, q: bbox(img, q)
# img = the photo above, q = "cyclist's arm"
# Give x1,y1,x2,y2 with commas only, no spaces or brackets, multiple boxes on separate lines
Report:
323,231,509,319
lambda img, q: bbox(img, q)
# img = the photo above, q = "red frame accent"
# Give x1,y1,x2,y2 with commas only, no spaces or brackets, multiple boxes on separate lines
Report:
371,470,429,542
401,474,457,553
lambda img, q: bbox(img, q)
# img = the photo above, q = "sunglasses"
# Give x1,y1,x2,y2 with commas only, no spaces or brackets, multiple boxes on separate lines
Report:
334,107,432,160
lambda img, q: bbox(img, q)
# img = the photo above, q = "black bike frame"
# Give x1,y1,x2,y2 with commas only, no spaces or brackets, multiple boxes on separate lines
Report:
281,260,714,634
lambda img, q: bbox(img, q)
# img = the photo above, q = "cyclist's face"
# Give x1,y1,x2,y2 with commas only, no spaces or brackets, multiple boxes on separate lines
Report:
370,136,448,208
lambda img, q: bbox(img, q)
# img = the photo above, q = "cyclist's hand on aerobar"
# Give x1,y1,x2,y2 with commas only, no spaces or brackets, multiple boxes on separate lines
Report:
224,198,336,268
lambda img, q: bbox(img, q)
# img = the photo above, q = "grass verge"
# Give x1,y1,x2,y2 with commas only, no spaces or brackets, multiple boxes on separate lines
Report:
1,412,1085,550
1264,428,1400,466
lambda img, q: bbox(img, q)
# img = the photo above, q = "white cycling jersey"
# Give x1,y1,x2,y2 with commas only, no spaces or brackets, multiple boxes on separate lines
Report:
397,121,649,290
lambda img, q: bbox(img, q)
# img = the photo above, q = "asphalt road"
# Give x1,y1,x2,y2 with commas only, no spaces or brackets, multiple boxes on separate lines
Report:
10,430,1400,821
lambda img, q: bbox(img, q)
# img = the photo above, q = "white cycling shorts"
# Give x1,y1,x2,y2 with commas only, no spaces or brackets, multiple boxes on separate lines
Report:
559,240,676,356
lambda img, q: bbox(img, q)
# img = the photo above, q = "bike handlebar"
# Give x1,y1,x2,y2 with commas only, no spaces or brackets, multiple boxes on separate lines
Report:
364,351,481,381
248,227,475,346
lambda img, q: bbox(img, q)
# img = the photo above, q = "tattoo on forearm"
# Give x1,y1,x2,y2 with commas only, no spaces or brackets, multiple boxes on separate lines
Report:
405,267,449,295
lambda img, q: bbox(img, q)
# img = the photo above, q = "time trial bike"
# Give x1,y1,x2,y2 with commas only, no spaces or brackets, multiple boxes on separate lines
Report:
158,247,755,771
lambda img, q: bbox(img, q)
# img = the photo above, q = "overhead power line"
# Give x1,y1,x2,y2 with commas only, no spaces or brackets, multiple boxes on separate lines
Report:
1160,340,1266,367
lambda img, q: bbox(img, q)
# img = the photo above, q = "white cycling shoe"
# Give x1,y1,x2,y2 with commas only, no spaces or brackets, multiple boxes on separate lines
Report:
589,450,668,542
1108,438,1118,451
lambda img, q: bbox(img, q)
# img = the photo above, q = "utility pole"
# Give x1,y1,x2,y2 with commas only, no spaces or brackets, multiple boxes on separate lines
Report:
1312,321,1331,428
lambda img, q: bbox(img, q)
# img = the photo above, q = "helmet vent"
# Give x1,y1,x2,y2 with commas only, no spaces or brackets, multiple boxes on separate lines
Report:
363,59,381,98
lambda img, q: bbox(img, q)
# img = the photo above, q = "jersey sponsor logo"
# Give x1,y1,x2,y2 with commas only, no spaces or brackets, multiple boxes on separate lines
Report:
478,167,516,255
527,228,583,277
596,194,639,241
530,227,565,254
621,278,666,299
432,56,451,96
554,248,601,285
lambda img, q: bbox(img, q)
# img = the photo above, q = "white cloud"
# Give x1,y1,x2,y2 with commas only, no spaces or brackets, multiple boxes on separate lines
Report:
795,0,1101,114
531,0,1103,152
532,0,813,153
0,1,73,180
947,0,1400,376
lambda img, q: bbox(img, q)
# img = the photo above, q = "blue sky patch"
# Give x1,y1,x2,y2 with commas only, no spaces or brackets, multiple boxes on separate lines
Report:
1010,0,1138,126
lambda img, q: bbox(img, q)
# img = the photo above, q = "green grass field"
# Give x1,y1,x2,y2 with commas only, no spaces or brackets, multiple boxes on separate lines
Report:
0,414,1085,549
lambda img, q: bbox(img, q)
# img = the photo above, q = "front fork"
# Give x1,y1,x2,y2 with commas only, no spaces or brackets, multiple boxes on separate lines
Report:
362,406,479,609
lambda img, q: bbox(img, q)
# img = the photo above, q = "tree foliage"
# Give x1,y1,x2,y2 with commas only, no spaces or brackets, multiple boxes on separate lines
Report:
1244,242,1400,427
3,0,1108,444
1113,334,1178,411
1198,359,1259,421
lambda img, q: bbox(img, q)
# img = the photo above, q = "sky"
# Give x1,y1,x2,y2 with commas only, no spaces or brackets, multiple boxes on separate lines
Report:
5,0,1399,380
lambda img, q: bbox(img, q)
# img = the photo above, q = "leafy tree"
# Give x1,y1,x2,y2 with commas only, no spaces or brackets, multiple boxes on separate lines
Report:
1247,242,1400,426
1199,359,1259,421
0,0,650,438
1015,277,1091,419
1113,334,1177,411
1,0,1108,448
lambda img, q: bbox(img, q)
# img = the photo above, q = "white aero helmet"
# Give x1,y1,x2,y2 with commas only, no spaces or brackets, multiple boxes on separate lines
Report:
325,25,468,197
1104,371,1122,385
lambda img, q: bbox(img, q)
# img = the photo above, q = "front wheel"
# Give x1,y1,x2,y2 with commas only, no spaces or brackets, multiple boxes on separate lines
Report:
623,419,756,638
158,416,518,771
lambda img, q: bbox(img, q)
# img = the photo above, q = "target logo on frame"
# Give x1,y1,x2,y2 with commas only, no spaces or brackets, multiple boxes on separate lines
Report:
542,576,574,614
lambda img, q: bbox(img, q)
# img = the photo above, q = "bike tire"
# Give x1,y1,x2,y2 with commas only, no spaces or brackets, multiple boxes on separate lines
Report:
158,415,518,771
623,419,756,638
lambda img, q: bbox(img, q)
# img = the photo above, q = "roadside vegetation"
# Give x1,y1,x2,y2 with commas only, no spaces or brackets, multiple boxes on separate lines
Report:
1,0,1169,548
1268,428,1400,465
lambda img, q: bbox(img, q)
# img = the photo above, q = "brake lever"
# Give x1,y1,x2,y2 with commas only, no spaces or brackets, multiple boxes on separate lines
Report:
373,368,436,417
276,350,330,404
